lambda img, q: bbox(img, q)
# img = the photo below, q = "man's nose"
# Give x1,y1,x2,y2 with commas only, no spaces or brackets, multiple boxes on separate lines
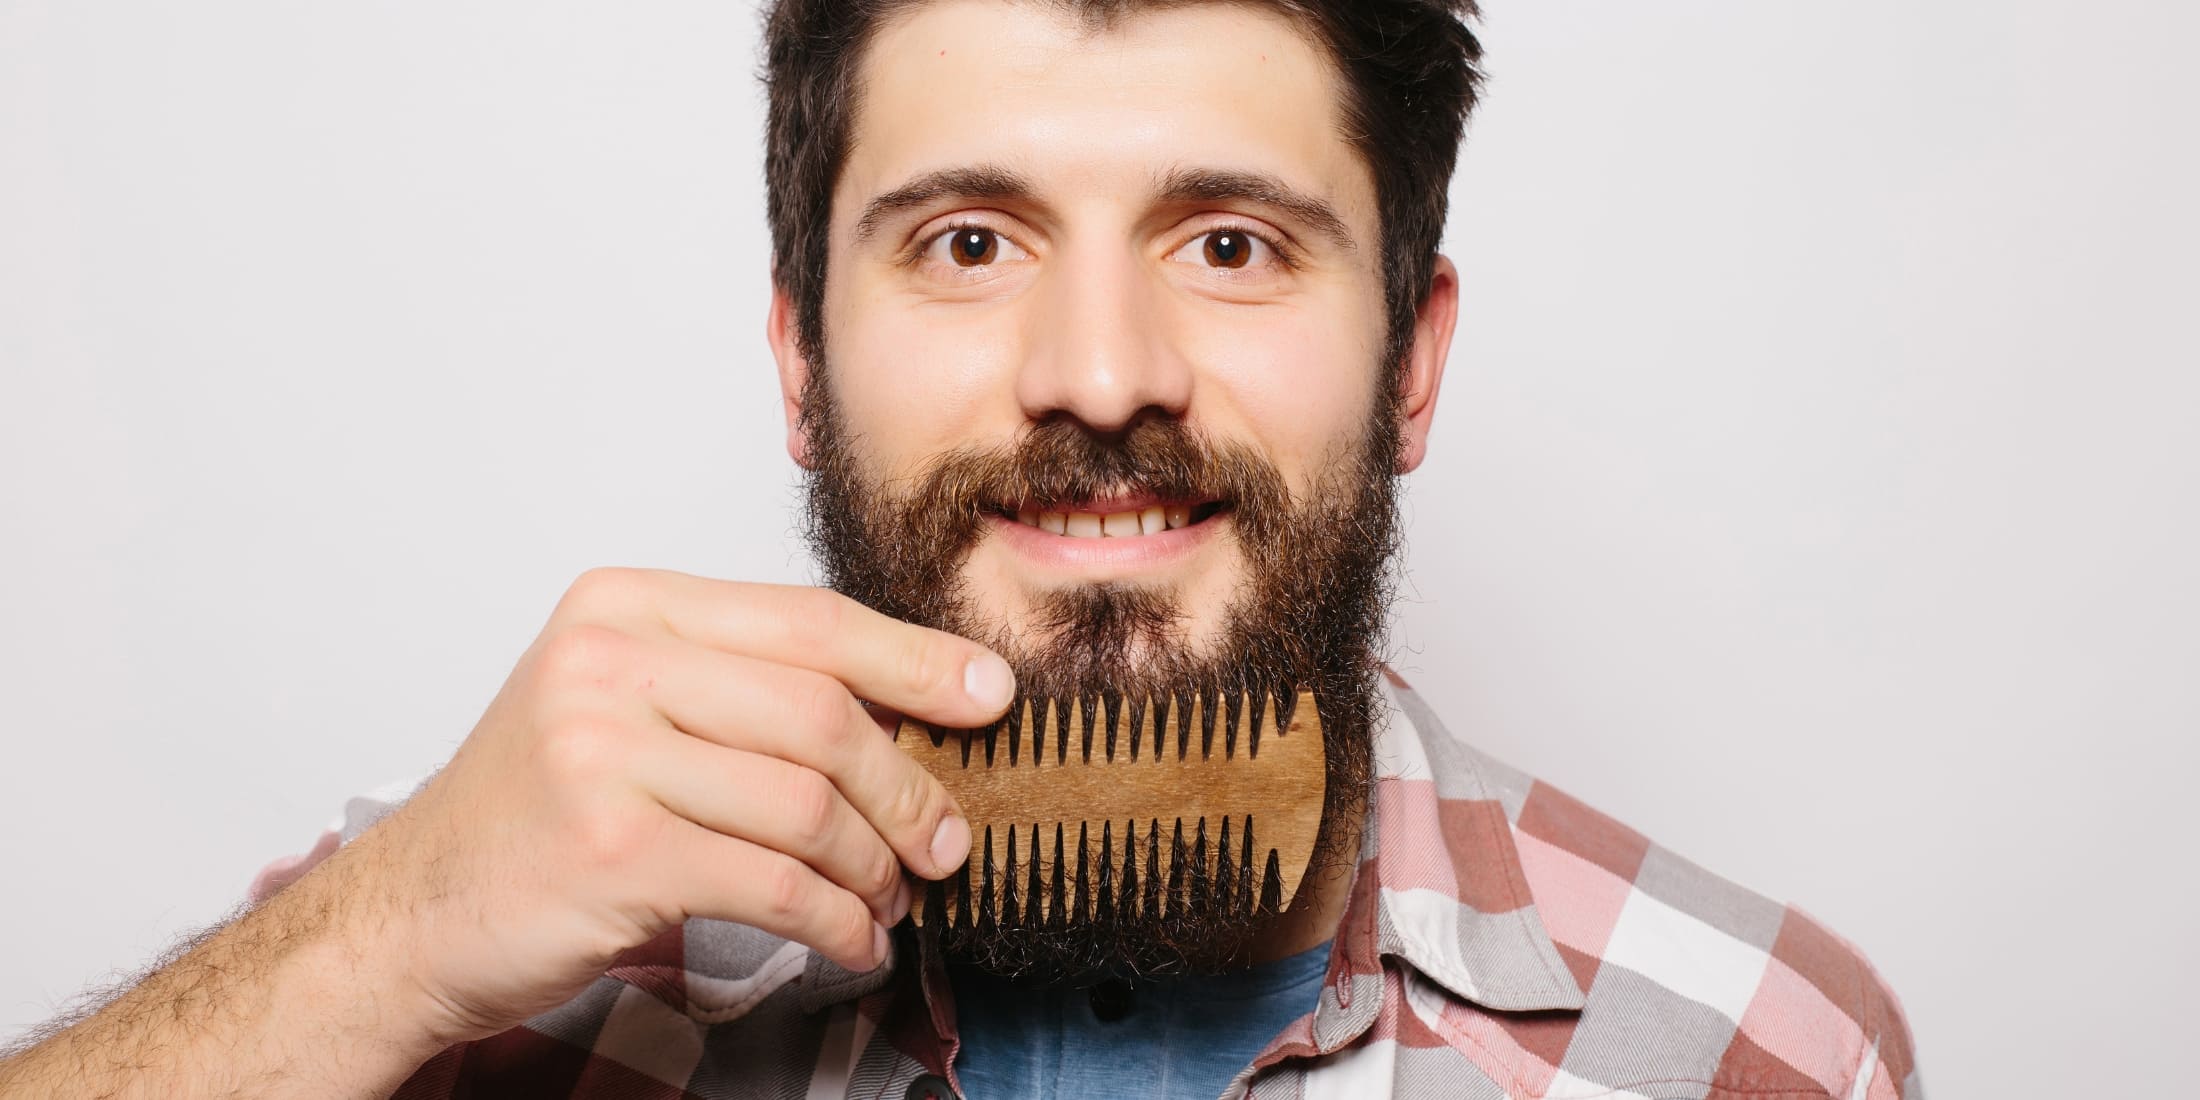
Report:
1013,245,1193,435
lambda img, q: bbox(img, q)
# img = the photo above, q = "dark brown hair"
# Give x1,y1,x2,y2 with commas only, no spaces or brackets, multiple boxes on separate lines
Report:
759,0,1485,374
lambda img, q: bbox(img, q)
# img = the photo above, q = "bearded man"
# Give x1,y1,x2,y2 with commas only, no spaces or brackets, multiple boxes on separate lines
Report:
0,1,1920,1097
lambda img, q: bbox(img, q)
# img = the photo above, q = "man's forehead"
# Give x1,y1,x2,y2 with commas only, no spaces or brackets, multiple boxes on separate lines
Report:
836,0,1374,241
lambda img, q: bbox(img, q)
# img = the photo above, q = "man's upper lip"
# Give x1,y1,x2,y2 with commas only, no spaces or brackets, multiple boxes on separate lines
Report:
1005,492,1217,514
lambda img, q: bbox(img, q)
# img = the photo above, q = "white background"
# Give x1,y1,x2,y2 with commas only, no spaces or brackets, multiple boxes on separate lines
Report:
4,1,2194,1094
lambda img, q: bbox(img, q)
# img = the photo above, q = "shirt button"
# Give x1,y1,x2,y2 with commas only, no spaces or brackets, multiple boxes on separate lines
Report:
905,1073,957,1100
1087,977,1136,1022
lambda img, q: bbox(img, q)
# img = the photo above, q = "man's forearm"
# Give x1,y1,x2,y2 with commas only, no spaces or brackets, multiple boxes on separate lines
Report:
0,859,450,1100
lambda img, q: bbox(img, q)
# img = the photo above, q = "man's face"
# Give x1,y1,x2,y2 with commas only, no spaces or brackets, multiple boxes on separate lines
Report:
784,0,1439,647
768,0,1455,979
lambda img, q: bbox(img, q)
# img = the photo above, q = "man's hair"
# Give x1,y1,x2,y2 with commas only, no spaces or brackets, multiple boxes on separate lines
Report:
759,0,1485,374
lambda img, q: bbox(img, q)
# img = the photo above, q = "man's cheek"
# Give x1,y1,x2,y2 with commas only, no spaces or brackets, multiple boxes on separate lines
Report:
838,330,1015,447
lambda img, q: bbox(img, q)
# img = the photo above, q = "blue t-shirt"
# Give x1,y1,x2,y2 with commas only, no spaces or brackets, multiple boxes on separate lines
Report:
945,940,1333,1100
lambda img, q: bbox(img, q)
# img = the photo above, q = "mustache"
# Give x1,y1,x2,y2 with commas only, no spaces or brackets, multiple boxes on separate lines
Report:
897,417,1293,552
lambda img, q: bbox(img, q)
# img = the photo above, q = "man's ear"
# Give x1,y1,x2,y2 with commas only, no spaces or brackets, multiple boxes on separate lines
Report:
766,276,818,470
1394,253,1459,474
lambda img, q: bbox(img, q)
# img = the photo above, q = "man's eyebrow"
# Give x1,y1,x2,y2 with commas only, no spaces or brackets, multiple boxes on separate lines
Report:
1152,166,1358,254
848,163,1358,253
851,165,1037,246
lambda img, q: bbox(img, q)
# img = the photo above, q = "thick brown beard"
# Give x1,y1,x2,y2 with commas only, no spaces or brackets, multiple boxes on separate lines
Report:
798,369,1404,985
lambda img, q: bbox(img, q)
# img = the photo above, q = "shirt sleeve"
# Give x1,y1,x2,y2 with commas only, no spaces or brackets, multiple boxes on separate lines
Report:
1841,922,1925,1098
244,771,435,906
245,827,343,905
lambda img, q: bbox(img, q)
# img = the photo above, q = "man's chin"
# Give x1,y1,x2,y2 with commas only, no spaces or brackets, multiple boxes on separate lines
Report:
958,575,1251,677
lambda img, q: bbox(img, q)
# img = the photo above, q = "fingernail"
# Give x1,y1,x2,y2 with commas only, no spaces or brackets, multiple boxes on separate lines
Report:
962,653,1015,711
929,814,970,875
870,922,890,968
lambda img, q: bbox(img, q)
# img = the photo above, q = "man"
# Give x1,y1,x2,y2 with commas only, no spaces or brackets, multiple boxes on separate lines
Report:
0,0,1920,1096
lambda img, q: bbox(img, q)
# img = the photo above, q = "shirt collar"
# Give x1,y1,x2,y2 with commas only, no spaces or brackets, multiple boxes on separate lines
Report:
1354,669,1587,1013
1269,670,1586,1061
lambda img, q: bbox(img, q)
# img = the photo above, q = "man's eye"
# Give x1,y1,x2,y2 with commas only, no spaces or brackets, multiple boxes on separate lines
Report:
1167,227,1284,272
921,225,1030,269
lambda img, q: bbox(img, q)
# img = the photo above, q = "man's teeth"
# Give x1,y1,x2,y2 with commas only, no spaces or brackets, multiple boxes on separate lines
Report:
1011,504,1200,537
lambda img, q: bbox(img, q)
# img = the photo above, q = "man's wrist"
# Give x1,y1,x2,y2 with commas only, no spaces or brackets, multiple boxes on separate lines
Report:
240,840,464,1095
252,906,458,1096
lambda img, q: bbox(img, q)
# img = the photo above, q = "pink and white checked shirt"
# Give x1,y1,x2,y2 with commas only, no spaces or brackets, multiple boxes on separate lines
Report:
250,670,1921,1099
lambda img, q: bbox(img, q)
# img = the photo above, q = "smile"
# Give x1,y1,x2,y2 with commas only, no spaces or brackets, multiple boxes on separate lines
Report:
985,493,1231,570
995,494,1230,538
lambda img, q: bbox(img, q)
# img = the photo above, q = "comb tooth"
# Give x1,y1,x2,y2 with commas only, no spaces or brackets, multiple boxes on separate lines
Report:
926,721,947,748
1166,818,1189,918
1215,816,1236,914
1078,693,1097,763
1074,822,1091,924
1190,817,1211,910
1142,819,1163,919
1102,691,1122,762
1198,682,1219,760
1150,693,1172,762
1247,687,1266,759
951,850,975,930
1224,687,1243,760
1272,687,1297,740
1119,819,1140,921
1124,695,1144,762
1049,824,1068,927
1017,824,1035,927
1238,815,1256,915
983,717,999,767
1012,822,1029,924
1026,824,1045,926
1055,695,1072,765
959,725,975,769
977,826,998,930
1028,695,1048,764
1174,689,1194,761
1258,848,1284,916
1097,821,1116,923
922,878,947,929
1006,697,1024,766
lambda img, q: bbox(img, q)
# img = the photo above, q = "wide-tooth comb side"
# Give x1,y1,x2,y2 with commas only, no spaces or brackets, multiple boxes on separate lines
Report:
894,687,1323,927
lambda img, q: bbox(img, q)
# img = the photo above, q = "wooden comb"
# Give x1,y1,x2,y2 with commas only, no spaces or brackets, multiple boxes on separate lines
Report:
893,687,1323,927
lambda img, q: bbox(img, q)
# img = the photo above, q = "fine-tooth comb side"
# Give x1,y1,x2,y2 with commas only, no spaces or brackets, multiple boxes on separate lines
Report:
893,687,1323,927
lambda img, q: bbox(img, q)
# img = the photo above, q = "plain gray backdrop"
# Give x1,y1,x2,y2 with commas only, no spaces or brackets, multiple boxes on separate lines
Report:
4,1,2194,1094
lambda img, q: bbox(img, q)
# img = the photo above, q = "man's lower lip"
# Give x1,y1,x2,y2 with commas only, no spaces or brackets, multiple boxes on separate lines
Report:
986,510,1224,568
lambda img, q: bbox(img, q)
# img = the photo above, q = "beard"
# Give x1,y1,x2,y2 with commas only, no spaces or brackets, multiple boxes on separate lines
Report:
798,363,1404,985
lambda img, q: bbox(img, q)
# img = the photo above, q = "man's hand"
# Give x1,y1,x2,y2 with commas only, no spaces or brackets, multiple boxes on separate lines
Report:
0,569,1012,1098
354,568,1012,1044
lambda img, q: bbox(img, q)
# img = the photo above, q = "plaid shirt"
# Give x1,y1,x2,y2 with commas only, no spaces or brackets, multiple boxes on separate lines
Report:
250,670,1921,1099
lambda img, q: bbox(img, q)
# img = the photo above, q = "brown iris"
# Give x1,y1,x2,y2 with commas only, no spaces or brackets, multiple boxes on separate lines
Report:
951,228,998,267
1204,230,1250,269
